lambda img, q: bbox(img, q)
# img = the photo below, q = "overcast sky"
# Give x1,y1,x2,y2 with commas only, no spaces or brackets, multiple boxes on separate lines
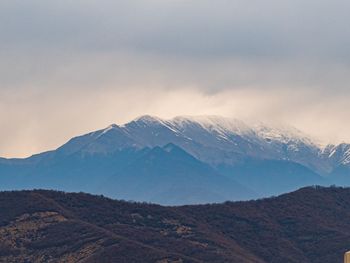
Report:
1,0,350,157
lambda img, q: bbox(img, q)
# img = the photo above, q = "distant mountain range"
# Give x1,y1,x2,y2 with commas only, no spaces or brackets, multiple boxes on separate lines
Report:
0,187,349,262
0,115,349,204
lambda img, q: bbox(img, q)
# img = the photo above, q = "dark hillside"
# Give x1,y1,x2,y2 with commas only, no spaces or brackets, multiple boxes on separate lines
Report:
0,187,349,262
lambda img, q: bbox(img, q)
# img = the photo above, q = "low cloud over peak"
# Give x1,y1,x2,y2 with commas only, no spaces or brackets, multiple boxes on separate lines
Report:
0,0,349,157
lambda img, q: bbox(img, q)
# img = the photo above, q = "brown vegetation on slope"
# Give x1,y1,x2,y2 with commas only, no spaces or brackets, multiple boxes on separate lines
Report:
0,187,350,262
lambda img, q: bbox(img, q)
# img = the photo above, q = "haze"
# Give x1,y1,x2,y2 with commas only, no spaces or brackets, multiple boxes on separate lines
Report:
1,0,349,158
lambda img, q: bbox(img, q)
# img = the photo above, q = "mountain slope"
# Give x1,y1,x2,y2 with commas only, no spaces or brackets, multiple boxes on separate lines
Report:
218,158,327,196
1,187,350,262
50,115,348,176
98,143,256,205
0,144,255,205
121,115,327,172
0,115,349,204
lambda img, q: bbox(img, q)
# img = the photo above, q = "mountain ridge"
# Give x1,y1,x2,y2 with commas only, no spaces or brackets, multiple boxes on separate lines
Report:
0,186,350,262
59,114,348,175
0,115,349,204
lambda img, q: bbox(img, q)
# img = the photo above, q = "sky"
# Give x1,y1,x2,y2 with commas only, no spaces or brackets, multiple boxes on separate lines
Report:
1,0,350,158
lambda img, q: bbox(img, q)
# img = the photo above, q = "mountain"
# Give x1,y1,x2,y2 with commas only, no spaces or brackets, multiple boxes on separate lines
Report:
1,187,350,262
218,159,326,196
98,143,255,205
119,115,330,172
0,143,255,205
322,144,350,184
54,114,347,176
0,115,349,204
323,143,350,166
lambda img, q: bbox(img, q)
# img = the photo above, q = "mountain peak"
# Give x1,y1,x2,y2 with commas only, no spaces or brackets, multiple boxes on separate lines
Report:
132,115,164,124
99,124,119,136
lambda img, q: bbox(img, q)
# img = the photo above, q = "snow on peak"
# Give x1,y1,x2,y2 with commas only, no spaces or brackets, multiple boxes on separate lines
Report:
132,115,164,124
251,122,316,145
343,148,350,164
325,144,350,165
170,116,319,146
172,115,252,134
97,124,119,137
122,115,323,148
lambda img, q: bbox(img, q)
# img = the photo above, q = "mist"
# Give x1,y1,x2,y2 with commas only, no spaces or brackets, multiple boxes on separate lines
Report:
1,0,350,157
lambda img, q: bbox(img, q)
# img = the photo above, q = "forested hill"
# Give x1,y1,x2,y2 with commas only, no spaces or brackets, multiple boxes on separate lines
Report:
0,186,350,262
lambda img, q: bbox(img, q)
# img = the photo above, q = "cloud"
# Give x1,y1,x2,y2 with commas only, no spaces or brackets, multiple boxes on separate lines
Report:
0,0,350,157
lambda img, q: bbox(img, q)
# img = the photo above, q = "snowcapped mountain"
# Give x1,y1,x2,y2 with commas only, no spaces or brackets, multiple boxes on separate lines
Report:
60,115,349,178
122,115,322,154
62,115,333,172
0,115,349,204
322,143,350,165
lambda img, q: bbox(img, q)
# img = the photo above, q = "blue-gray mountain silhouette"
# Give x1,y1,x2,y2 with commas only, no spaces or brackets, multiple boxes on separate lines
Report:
0,115,348,204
